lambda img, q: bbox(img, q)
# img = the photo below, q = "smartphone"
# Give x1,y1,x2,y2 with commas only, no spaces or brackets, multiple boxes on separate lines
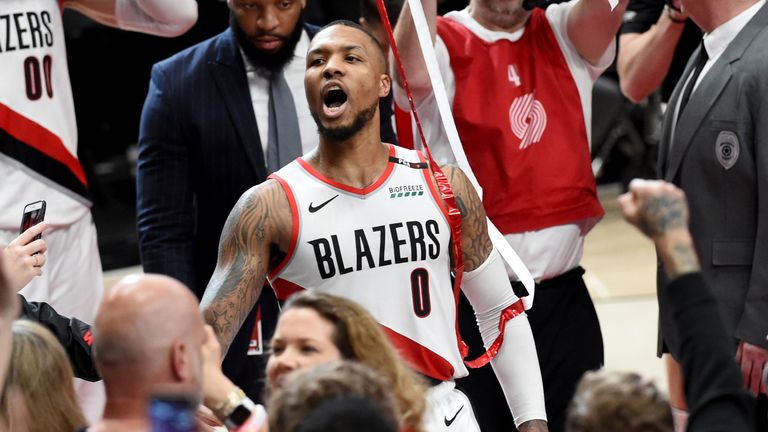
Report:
148,394,197,432
19,201,46,240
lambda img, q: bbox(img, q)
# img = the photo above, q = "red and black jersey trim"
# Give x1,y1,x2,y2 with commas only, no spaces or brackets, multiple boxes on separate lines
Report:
0,104,89,200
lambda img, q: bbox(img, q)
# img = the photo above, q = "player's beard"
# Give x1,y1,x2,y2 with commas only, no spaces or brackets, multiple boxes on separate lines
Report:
230,12,304,73
313,100,379,142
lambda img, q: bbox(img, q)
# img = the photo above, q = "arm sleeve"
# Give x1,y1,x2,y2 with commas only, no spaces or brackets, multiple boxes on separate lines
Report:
18,295,100,382
660,273,753,432
114,0,197,37
461,248,547,426
136,65,198,291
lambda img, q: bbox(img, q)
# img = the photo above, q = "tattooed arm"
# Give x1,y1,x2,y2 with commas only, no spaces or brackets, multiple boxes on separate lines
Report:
440,165,492,272
618,179,700,278
200,180,292,355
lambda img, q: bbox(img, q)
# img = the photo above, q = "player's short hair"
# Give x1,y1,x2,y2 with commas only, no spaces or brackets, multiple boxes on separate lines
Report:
567,370,673,432
318,20,388,70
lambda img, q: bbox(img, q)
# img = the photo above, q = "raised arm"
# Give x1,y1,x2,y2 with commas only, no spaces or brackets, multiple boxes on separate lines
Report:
618,9,689,102
63,0,197,37
443,165,548,431
200,181,291,355
392,0,438,92
567,0,628,66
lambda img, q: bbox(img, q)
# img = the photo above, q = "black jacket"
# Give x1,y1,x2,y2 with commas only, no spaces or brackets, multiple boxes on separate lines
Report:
19,294,99,382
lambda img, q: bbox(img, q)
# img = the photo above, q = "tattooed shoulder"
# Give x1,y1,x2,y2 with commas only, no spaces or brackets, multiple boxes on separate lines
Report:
438,165,492,271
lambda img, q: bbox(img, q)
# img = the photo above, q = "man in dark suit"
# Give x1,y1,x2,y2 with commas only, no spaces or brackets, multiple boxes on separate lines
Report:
659,0,768,428
136,0,397,401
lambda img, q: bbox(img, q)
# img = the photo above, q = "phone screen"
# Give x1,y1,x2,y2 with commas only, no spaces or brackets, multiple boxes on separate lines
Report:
148,395,197,432
20,201,46,239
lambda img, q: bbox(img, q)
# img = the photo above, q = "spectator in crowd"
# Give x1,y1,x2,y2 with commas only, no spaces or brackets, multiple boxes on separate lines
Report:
566,179,754,432
657,0,768,429
268,361,399,432
0,0,197,420
0,259,16,390
137,0,398,400
88,274,208,432
618,0,702,103
2,223,97,381
0,320,87,432
393,0,627,430
568,370,673,431
265,291,426,432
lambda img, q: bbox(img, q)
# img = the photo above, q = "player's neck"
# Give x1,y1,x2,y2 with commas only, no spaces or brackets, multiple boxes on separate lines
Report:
313,129,390,190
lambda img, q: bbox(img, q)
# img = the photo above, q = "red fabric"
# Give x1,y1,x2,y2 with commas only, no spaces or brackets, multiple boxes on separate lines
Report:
383,326,455,381
394,105,415,149
437,11,603,234
0,102,87,187
464,300,525,368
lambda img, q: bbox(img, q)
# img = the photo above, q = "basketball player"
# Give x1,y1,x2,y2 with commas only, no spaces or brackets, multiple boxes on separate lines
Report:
0,0,197,422
201,21,548,432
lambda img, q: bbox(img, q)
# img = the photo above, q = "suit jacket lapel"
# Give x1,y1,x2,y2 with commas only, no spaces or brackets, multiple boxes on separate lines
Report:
208,29,267,180
664,3,768,181
658,51,696,177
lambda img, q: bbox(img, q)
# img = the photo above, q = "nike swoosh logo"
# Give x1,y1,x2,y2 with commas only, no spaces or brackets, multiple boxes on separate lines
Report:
444,405,464,427
308,194,339,213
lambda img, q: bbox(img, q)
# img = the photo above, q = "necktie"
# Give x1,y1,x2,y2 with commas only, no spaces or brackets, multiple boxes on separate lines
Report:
267,70,302,173
677,41,709,123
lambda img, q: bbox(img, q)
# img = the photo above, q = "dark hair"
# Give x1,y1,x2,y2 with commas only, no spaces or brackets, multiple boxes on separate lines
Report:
319,19,388,60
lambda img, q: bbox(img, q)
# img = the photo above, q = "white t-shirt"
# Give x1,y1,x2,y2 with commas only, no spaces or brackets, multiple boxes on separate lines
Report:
242,30,318,159
394,2,615,281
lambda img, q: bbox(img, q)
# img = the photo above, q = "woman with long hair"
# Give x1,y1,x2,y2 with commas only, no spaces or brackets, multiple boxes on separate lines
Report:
267,291,427,432
0,319,87,432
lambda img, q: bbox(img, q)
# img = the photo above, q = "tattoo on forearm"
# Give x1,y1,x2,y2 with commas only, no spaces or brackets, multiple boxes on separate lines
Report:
639,195,687,237
202,184,285,354
666,242,700,278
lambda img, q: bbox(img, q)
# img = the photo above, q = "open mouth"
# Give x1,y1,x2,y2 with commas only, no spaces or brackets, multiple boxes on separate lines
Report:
322,84,348,118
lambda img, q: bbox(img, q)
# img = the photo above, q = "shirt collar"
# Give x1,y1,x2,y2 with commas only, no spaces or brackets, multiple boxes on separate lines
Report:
703,0,765,60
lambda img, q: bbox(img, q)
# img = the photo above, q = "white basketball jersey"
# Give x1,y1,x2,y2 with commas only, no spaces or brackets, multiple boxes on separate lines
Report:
0,0,89,228
269,145,468,380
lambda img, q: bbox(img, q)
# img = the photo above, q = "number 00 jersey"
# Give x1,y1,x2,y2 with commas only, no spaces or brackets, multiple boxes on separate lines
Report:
268,145,468,381
0,0,89,228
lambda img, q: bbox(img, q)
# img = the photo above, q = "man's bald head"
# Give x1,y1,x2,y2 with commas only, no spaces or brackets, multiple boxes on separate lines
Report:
93,274,206,396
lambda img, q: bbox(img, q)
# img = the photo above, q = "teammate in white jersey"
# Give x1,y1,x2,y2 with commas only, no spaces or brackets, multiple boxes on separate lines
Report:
0,0,196,423
201,21,548,431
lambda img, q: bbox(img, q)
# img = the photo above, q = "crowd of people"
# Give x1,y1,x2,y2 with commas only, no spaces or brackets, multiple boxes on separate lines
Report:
1,0,767,431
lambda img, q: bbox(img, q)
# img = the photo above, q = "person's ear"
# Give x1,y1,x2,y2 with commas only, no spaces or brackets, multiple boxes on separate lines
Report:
379,74,391,98
171,340,190,382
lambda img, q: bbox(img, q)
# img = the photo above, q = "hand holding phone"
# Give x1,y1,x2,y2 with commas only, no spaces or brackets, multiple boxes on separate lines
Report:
1,202,49,292
20,201,46,240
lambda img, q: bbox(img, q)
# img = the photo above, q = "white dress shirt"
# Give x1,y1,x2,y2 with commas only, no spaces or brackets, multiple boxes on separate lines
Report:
242,30,318,158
